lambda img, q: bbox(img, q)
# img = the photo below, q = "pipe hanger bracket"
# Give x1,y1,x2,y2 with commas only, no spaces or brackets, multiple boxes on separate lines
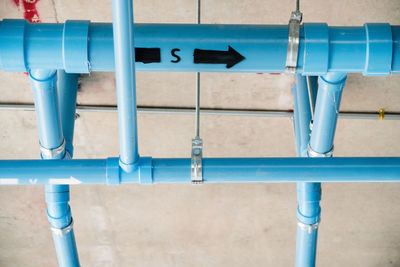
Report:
191,137,203,184
285,10,303,74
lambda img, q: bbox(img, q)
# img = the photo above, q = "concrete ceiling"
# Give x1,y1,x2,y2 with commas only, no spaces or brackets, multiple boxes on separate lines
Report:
1,0,400,266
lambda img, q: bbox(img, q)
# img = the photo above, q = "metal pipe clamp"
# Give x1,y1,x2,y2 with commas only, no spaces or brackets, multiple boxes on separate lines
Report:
50,218,74,237
40,139,66,159
297,220,320,234
285,11,302,73
191,137,203,184
308,143,334,158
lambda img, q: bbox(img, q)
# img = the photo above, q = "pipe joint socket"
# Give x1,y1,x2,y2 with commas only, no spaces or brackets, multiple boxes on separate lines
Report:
319,72,347,86
297,205,321,225
119,158,139,174
106,157,153,185
363,23,392,76
45,185,71,229
63,20,90,73
106,157,120,185
28,69,57,90
0,19,27,72
297,182,321,225
302,23,329,75
138,157,153,185
47,205,72,229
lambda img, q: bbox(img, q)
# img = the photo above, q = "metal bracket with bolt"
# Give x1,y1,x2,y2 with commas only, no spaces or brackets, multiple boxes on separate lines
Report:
285,0,303,73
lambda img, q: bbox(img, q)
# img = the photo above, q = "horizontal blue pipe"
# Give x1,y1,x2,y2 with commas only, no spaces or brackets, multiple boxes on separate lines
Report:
0,20,399,74
1,157,400,185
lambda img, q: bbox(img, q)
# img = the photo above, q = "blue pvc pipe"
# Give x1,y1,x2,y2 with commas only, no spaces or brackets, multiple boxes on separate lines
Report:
57,70,79,157
30,69,80,267
0,20,398,74
52,226,79,267
293,74,313,157
54,70,80,266
310,73,347,154
296,227,318,267
292,85,302,156
29,69,63,150
293,74,320,267
2,157,400,185
112,0,139,170
46,184,79,267
295,73,347,267
295,182,321,267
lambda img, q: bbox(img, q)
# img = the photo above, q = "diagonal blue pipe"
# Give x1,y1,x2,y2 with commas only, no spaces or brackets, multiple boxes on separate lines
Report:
30,69,80,267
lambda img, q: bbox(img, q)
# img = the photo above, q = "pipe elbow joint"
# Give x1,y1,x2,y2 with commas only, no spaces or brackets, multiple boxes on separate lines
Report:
46,204,72,229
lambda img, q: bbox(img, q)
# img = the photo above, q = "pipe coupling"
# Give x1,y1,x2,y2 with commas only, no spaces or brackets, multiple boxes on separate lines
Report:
40,139,66,160
50,218,74,237
297,220,320,234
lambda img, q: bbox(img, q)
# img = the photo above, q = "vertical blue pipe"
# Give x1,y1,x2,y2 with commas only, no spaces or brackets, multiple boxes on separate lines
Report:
30,69,80,267
30,69,63,150
292,85,302,156
293,75,315,157
57,70,79,158
295,182,321,267
112,0,139,171
295,223,318,266
293,74,320,267
294,72,347,267
45,184,79,267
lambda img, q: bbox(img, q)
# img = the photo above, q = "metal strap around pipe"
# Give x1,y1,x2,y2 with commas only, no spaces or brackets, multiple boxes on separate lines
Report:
285,9,302,73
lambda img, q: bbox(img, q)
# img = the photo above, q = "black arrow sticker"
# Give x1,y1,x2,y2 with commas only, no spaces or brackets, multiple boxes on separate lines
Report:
193,46,245,69
135,48,161,64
